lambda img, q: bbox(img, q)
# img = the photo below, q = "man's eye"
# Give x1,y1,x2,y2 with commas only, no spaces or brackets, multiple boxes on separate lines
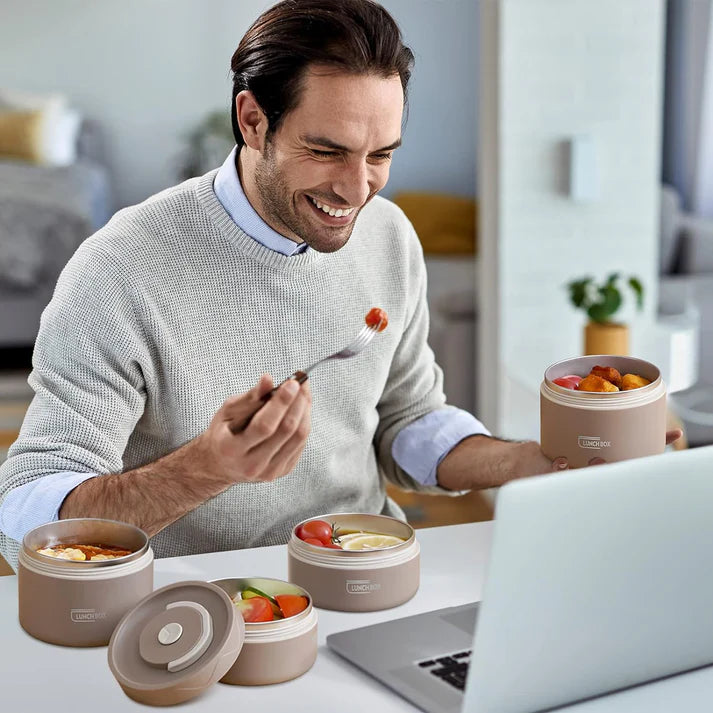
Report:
370,153,393,161
311,149,337,157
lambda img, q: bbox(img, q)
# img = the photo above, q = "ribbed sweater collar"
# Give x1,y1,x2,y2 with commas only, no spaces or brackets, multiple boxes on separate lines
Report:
195,170,327,272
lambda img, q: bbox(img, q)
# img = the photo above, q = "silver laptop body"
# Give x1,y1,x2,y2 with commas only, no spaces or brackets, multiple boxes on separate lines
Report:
327,445,713,713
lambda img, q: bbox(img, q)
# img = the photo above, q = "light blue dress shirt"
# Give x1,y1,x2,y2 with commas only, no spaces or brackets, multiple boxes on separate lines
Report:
0,147,490,543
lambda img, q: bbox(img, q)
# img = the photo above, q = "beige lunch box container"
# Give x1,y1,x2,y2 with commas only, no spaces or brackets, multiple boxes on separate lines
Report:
540,355,667,468
287,513,420,611
108,577,317,706
18,518,154,647
212,577,318,685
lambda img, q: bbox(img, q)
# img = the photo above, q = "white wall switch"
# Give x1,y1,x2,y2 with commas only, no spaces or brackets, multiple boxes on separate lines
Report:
569,134,599,203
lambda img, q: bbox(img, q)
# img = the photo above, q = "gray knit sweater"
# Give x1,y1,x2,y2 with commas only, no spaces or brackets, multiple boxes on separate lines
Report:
0,170,446,563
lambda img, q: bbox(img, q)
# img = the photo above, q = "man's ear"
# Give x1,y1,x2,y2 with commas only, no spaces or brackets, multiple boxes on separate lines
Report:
235,90,269,151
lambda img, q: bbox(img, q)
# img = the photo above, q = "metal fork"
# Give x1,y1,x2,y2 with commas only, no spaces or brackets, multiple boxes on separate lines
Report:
232,322,384,431
285,322,382,386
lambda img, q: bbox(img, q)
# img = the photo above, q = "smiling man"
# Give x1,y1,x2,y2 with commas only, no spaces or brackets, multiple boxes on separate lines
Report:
239,69,404,254
0,0,655,569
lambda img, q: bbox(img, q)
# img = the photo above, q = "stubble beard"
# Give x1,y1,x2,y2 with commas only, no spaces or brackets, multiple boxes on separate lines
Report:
253,143,357,254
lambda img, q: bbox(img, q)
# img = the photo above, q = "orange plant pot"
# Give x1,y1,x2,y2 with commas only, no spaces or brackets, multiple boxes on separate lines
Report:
583,321,629,356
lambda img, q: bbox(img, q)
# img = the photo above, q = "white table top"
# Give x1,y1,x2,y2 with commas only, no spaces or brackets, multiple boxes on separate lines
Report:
1,521,712,712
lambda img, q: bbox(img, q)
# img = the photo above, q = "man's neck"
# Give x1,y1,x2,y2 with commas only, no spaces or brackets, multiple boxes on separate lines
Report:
235,149,302,246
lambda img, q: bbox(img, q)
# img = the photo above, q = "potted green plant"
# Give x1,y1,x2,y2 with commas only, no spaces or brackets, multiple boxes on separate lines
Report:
177,110,235,180
566,273,644,355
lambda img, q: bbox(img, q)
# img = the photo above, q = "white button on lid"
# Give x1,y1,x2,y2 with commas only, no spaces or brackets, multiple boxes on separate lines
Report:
158,621,183,645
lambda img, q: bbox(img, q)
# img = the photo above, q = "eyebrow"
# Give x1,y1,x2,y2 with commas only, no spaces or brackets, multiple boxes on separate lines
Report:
303,135,402,153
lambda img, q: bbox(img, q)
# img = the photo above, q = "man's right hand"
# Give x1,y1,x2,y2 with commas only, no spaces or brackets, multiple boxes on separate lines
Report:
58,374,312,535
194,374,312,488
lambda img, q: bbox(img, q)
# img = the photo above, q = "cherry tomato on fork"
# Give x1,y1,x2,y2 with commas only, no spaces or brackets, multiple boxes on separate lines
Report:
365,307,388,332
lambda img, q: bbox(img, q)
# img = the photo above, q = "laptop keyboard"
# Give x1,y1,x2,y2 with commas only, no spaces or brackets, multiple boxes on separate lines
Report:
416,649,472,691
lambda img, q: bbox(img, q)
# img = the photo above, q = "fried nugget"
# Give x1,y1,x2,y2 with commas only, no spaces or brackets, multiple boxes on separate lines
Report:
589,365,623,389
620,373,651,390
576,374,620,392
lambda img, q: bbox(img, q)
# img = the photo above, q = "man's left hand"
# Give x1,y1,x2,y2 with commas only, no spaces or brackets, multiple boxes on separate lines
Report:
549,429,683,471
436,430,685,491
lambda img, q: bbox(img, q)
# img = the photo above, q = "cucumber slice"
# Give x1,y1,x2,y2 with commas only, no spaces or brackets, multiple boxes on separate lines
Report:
241,586,278,606
241,587,282,618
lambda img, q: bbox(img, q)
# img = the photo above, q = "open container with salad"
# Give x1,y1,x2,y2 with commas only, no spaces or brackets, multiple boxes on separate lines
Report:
287,513,420,611
107,577,317,705
210,577,317,686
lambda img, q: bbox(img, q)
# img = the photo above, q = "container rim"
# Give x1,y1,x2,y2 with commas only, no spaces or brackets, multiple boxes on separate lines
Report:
22,517,150,569
544,355,662,398
290,512,416,555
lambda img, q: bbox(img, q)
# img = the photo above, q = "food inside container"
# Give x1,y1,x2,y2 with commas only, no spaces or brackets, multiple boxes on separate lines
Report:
552,363,651,392
231,583,309,622
36,543,134,561
294,518,406,551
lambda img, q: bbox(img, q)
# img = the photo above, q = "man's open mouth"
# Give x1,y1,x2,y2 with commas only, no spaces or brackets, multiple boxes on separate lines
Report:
306,195,356,223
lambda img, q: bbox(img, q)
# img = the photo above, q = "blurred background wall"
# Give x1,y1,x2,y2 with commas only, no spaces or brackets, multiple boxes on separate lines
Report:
0,0,478,211
479,0,666,436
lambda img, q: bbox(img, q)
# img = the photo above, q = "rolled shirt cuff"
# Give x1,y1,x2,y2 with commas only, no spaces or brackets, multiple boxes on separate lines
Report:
392,407,491,487
0,471,97,544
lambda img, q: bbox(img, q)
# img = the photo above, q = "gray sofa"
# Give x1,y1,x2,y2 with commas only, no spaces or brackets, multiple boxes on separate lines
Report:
0,121,112,348
660,185,713,445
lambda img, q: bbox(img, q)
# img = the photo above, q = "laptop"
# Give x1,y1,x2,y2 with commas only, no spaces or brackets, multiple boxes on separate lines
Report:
327,445,713,713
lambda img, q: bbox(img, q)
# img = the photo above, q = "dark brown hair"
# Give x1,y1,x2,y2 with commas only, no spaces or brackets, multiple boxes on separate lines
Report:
230,0,414,148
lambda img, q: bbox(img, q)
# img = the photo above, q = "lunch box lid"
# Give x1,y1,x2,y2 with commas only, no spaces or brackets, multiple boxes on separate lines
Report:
108,581,245,706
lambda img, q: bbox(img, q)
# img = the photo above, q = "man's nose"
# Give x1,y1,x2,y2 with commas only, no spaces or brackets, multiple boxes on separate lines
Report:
331,160,372,207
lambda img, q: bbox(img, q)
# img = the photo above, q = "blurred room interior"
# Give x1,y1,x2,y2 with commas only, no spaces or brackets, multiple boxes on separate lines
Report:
0,0,711,550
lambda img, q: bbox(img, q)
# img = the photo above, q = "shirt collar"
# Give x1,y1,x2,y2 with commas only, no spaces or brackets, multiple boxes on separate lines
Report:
213,146,309,256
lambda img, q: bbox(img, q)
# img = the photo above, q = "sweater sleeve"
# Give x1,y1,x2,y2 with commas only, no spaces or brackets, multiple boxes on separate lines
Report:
374,216,468,493
0,240,153,567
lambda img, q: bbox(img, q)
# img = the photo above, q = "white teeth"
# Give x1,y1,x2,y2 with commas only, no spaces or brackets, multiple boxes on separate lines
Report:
311,197,354,217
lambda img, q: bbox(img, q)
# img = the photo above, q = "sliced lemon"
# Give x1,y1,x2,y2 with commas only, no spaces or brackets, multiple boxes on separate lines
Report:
341,534,405,551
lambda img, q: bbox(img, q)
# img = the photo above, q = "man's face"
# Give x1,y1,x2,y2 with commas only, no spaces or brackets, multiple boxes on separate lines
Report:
250,69,404,253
